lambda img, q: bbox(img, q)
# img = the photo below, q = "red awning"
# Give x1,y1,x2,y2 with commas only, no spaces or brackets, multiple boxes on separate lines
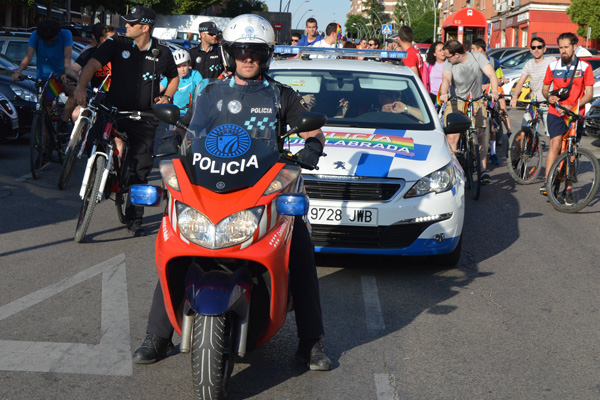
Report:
442,8,487,28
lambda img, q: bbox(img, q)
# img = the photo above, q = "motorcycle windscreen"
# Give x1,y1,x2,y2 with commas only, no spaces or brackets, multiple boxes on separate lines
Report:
180,79,281,193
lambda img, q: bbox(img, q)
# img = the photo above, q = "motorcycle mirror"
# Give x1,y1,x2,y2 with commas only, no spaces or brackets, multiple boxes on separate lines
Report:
444,112,471,135
287,111,327,136
153,104,182,126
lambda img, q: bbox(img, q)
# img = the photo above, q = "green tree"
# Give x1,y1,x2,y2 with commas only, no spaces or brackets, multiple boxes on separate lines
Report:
218,0,267,18
345,14,370,39
567,0,600,39
411,9,435,43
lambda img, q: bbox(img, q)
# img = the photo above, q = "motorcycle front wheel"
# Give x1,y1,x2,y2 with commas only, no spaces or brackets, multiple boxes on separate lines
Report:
191,314,235,400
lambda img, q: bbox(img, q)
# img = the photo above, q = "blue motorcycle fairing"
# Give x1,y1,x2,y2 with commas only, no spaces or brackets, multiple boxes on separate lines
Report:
185,264,252,316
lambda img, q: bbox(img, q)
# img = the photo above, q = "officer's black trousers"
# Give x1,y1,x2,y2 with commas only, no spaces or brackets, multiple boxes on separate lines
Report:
145,216,325,341
119,119,157,226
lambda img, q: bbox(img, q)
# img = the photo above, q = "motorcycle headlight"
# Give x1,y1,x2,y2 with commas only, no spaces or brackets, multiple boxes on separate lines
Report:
405,162,455,198
10,85,36,102
176,202,264,249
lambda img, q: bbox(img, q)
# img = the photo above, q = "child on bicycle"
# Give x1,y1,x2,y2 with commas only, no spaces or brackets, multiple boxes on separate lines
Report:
159,49,203,117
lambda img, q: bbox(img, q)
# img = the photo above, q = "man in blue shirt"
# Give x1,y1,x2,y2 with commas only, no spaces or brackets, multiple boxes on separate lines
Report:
12,18,74,132
297,18,323,46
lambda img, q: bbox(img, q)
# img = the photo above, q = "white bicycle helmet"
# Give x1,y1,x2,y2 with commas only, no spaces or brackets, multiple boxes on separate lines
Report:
220,14,275,74
172,49,191,65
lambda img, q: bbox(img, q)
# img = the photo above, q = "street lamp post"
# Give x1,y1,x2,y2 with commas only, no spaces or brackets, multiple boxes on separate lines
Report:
367,8,384,31
402,2,411,26
432,0,437,41
295,9,314,29
352,23,363,40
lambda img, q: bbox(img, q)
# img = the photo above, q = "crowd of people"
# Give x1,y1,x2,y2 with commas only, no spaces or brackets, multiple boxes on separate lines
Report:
12,6,595,378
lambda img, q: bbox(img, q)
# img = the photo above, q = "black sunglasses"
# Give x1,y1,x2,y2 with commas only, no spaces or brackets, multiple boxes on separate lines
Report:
127,21,148,27
531,45,544,50
291,39,299,42
231,46,269,61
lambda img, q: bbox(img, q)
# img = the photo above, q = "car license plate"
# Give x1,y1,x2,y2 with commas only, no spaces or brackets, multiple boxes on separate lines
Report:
308,206,377,226
11,117,18,130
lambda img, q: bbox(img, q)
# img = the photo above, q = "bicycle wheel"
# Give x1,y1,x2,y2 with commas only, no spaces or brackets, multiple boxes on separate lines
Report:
547,147,600,213
58,119,89,190
507,129,543,185
115,191,129,225
466,132,481,200
495,113,505,146
74,156,106,243
29,113,45,179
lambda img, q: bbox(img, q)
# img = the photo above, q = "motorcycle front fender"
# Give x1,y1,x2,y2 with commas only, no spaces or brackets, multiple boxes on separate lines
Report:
185,264,252,318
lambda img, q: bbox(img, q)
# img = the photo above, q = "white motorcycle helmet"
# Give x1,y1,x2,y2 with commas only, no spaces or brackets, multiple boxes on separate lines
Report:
220,14,275,75
172,49,191,65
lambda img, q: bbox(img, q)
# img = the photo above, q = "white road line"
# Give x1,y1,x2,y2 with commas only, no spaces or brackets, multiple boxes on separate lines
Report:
0,254,132,376
361,275,385,330
374,373,399,400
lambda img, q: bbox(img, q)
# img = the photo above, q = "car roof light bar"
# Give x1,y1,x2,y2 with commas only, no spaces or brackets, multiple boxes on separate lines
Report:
274,45,407,59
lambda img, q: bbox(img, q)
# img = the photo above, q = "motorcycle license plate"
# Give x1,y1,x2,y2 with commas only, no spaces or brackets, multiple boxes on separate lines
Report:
308,206,377,226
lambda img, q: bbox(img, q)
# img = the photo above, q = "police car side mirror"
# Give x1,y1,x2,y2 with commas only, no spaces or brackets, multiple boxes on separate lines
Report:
288,112,327,136
444,112,471,135
153,104,181,126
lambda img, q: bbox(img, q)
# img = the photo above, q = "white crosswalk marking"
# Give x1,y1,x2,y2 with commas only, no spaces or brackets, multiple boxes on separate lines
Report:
0,254,132,376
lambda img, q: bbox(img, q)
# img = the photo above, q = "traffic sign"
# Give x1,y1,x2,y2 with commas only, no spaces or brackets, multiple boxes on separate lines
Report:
274,22,282,31
382,24,392,35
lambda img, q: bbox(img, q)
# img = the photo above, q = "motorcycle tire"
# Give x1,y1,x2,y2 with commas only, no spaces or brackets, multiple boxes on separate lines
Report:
74,155,105,243
58,119,88,190
191,314,235,400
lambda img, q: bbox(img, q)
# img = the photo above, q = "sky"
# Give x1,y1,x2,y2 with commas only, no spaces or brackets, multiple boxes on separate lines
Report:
262,0,349,32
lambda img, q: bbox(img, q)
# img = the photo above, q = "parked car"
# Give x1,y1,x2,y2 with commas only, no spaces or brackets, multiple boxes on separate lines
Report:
0,53,36,138
0,31,80,71
268,46,469,265
488,46,526,61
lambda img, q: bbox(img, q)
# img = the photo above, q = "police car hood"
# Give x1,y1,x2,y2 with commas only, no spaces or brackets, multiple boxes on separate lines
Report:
289,127,451,181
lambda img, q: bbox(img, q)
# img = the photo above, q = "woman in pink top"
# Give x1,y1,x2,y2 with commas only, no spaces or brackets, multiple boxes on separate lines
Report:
425,41,445,104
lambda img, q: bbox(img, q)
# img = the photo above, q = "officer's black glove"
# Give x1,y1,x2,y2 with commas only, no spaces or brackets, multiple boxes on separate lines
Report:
295,137,323,167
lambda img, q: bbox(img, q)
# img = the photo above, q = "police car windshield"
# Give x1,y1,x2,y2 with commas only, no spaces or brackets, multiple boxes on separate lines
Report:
269,69,434,130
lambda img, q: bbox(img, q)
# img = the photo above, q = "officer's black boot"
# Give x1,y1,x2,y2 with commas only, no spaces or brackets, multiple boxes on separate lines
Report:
132,334,174,364
295,339,332,371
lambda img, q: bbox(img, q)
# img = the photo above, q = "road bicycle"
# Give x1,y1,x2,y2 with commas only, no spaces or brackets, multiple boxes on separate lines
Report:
21,75,68,179
545,105,600,213
486,93,509,147
74,101,155,243
58,77,109,190
441,95,483,200
506,100,547,184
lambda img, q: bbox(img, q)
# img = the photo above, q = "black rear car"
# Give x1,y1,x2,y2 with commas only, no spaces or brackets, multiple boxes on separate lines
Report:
0,54,36,139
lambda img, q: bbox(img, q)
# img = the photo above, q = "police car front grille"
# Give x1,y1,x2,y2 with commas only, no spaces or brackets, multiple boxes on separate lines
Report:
303,180,401,201
310,222,436,249
585,105,600,134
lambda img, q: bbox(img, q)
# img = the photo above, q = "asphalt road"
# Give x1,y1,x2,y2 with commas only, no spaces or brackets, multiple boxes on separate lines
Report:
1,109,600,400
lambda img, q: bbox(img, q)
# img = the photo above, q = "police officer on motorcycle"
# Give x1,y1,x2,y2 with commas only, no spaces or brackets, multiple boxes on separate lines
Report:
133,14,332,372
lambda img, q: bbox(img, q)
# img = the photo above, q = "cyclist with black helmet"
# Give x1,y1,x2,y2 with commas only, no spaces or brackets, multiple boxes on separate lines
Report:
132,14,332,372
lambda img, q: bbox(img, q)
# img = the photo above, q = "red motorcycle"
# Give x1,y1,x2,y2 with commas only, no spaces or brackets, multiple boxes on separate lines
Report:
131,103,325,399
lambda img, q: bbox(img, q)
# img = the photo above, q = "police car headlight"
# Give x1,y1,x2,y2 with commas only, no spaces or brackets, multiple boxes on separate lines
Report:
405,162,455,198
10,85,36,102
177,202,264,249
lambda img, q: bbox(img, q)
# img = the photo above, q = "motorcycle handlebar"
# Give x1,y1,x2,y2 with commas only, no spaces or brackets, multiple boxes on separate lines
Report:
280,152,319,171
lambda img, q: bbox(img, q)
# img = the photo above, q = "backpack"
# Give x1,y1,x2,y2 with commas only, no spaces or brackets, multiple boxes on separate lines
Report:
420,61,433,93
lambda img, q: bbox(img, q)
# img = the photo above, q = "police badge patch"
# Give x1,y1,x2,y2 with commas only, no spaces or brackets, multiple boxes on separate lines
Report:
205,124,252,158
122,50,131,59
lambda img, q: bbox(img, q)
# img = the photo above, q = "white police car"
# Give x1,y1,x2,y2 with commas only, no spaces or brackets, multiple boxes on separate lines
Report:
270,47,469,266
